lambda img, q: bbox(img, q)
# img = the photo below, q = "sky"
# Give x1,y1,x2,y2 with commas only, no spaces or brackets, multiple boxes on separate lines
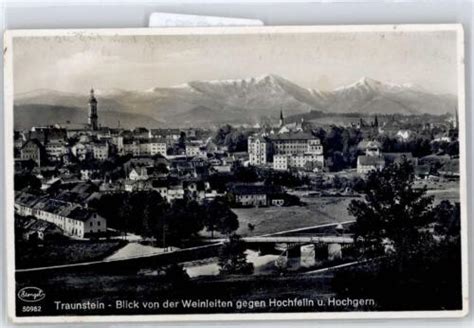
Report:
12,28,459,95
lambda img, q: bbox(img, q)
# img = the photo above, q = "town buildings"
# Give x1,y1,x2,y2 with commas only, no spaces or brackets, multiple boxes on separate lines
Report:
227,183,286,207
248,135,270,166
356,140,418,174
248,131,324,171
19,139,44,166
15,191,106,238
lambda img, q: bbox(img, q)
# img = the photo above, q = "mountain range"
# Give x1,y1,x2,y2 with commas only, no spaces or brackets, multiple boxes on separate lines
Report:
14,75,457,129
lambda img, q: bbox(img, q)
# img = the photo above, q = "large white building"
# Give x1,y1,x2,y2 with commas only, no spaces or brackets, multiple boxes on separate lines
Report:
269,132,323,156
249,132,324,170
123,138,167,157
269,132,324,171
248,136,270,165
273,153,324,171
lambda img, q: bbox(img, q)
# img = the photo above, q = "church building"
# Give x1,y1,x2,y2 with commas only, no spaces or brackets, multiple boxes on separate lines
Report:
88,88,99,131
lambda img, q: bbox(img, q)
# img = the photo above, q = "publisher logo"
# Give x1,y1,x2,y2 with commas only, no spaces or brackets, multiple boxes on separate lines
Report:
17,287,45,302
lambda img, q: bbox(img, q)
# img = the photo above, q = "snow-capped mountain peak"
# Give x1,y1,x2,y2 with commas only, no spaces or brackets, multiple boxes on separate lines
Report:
15,74,456,129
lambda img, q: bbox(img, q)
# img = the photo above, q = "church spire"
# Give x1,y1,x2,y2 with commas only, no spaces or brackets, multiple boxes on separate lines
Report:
279,109,284,127
88,87,98,130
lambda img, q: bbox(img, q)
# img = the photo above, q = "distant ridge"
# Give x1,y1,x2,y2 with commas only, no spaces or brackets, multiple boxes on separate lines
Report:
14,104,164,130
15,75,457,128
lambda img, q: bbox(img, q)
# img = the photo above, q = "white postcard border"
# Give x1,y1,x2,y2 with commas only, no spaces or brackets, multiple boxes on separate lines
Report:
3,24,469,323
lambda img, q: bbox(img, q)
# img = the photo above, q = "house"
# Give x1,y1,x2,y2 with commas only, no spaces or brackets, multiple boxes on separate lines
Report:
15,192,45,217
20,139,45,166
133,127,150,139
19,216,62,241
124,179,153,192
357,156,386,174
15,192,106,238
227,183,280,207
110,136,124,154
129,167,150,181
71,142,91,161
142,138,167,156
149,128,181,145
357,140,385,174
99,180,123,193
29,126,67,144
396,130,411,141
165,184,186,201
186,142,207,157
63,206,107,238
80,168,99,181
45,141,68,162
358,140,382,157
123,139,140,157
92,141,109,160
211,164,232,173
123,156,155,175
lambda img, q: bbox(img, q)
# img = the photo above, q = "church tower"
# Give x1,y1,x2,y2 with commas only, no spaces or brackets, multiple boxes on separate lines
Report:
88,88,98,131
279,109,284,127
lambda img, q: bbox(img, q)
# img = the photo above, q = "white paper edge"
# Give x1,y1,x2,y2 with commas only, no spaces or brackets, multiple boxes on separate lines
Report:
3,24,468,324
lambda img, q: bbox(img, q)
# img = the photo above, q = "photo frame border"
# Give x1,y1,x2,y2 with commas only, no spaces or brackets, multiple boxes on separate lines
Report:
3,24,468,323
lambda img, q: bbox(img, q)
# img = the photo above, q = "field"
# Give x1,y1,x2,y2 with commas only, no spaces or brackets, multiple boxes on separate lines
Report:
16,240,127,269
234,196,357,237
416,180,460,204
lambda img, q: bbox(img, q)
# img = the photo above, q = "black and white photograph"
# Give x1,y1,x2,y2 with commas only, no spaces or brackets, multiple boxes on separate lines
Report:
4,25,468,323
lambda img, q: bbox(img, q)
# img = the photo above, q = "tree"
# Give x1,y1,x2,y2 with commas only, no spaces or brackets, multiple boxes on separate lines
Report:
213,125,233,145
178,131,186,148
334,162,462,310
203,197,239,237
233,166,259,183
348,160,434,258
164,263,190,287
433,200,460,236
155,163,169,175
447,141,459,157
14,174,41,191
218,234,254,275
159,199,205,246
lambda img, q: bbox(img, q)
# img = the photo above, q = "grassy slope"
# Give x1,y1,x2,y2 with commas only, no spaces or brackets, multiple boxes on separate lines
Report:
233,197,356,237
16,240,127,269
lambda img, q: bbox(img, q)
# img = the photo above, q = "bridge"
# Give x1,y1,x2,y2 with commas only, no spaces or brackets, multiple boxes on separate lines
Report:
16,222,356,275
242,235,353,244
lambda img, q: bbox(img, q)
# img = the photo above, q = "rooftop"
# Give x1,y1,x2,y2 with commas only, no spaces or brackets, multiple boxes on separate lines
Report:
358,155,386,166
268,132,315,141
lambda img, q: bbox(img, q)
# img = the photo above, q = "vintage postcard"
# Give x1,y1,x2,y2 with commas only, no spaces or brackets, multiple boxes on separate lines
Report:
4,25,468,323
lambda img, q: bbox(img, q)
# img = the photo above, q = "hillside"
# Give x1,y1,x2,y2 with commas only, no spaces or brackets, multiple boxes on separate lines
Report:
14,104,163,130
15,75,457,128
